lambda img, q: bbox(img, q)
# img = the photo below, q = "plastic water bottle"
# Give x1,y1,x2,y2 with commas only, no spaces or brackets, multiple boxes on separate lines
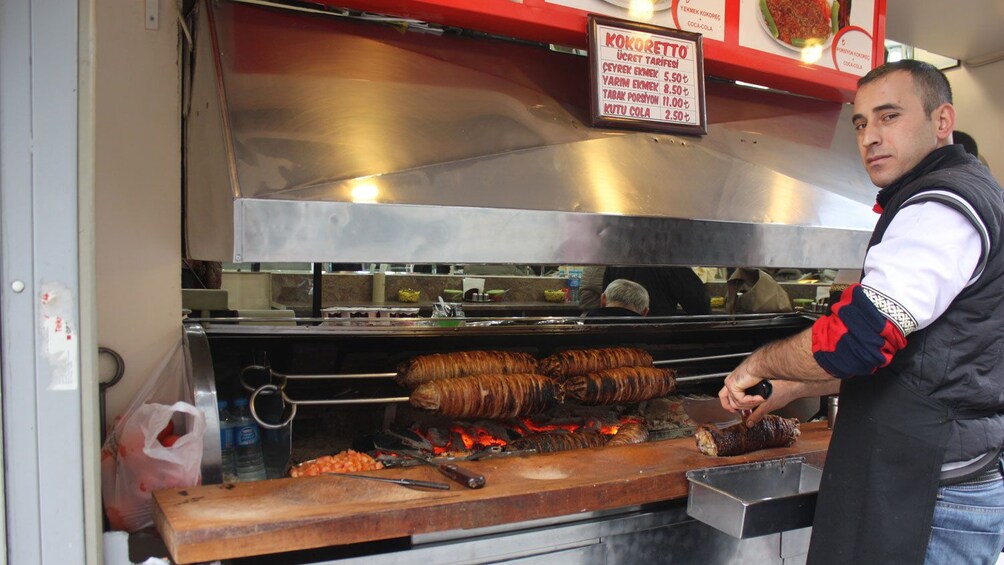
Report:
232,397,267,481
217,400,239,483
568,269,582,303
256,389,291,479
261,426,291,480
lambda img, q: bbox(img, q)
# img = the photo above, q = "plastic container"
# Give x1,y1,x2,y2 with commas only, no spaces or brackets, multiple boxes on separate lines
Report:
567,269,582,303
255,388,292,479
232,397,267,481
217,400,239,483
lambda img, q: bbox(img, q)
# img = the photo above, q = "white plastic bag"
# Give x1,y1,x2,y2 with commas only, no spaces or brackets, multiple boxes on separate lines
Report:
101,336,206,532
102,402,205,532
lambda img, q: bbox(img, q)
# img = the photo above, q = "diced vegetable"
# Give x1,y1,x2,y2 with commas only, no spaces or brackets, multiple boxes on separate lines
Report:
760,0,779,38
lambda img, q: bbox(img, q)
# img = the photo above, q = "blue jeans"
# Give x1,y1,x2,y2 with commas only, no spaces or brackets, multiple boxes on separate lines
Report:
925,473,1004,564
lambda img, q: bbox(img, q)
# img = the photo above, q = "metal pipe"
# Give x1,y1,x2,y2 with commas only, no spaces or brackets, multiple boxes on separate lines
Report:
675,371,731,383
654,352,751,365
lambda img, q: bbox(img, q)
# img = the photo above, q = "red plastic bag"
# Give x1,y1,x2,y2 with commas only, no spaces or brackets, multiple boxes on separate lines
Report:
102,401,205,532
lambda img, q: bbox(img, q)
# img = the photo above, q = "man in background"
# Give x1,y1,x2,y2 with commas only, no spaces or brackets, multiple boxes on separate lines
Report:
603,266,710,316
582,279,649,319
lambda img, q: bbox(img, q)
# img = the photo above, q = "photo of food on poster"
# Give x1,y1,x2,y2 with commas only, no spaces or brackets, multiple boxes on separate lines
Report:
738,0,875,75
547,0,727,42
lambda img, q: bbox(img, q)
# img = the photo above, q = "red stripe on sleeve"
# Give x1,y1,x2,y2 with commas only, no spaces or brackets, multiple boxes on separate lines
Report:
877,319,907,369
810,284,858,354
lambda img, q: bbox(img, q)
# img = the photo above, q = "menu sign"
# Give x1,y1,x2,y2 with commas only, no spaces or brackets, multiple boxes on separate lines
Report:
588,15,706,135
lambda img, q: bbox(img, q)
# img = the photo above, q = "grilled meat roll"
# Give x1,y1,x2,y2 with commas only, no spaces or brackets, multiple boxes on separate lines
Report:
540,347,653,381
509,431,607,453
397,350,539,388
606,422,649,446
694,415,800,457
563,367,677,405
409,373,556,418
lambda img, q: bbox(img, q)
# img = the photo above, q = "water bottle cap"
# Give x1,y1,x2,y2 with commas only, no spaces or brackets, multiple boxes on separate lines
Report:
217,399,229,409
234,397,250,407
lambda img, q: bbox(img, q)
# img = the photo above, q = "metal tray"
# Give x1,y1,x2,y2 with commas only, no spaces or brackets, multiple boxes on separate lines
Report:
686,457,821,539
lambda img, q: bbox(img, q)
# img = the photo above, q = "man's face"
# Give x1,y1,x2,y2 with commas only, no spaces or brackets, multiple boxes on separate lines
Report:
852,71,951,188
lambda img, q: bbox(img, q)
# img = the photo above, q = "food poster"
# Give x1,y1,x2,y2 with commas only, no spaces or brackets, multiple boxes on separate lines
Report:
740,0,875,74
548,0,876,76
547,0,727,42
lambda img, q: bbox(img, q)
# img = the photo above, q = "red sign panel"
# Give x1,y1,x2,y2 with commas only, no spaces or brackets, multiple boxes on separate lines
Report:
319,0,886,103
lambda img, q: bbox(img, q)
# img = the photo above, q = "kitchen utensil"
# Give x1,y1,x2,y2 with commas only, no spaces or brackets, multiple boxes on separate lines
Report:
740,380,772,427
325,472,450,490
383,430,487,489
681,395,740,426
399,450,486,489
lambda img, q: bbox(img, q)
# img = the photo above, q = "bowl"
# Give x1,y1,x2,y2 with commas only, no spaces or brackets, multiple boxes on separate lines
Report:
544,289,566,303
397,289,420,303
486,289,507,302
442,289,463,300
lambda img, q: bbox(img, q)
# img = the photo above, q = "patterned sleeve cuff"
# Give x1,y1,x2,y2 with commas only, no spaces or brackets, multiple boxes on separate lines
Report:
811,284,908,378
860,285,918,336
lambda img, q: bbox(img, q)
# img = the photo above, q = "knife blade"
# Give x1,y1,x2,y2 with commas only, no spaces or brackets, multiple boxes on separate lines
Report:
681,395,740,426
325,472,451,490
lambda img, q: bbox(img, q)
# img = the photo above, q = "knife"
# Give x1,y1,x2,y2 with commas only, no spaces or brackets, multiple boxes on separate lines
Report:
740,380,773,427
399,449,487,489
325,472,451,490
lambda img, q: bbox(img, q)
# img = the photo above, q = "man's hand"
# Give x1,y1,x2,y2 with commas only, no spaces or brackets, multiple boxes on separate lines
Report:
717,328,839,425
719,354,769,413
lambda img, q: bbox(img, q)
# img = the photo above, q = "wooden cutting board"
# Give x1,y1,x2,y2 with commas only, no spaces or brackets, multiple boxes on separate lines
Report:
153,422,832,563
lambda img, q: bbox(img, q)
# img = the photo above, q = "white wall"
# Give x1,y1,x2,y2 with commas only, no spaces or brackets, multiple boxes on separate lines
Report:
946,60,1004,180
95,0,181,423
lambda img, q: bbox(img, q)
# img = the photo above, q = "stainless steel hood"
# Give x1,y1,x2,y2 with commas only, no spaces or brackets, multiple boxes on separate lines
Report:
184,0,879,268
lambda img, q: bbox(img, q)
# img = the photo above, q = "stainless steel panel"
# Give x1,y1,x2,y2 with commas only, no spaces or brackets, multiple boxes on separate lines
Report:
687,457,821,539
184,324,222,484
319,502,786,565
187,1,879,267
238,200,869,267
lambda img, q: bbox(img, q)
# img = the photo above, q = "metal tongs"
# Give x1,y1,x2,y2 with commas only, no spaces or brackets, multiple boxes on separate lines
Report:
325,472,450,490
384,430,487,489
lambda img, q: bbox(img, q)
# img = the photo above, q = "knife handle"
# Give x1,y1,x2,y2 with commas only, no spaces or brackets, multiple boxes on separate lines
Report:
744,380,772,399
437,463,486,489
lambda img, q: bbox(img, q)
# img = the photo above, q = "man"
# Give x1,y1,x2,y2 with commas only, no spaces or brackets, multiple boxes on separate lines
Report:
718,60,1004,564
602,266,710,316
582,279,650,319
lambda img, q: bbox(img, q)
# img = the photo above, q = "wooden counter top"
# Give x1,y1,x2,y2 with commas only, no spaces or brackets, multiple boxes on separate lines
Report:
153,422,832,564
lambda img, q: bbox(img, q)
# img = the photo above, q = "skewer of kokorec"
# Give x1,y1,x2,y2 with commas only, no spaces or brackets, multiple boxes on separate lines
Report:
605,422,649,446
509,431,608,453
396,350,539,388
563,367,677,405
409,373,556,418
540,347,654,381
694,414,800,457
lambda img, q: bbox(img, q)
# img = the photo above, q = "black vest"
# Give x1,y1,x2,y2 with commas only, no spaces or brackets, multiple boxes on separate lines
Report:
869,144,1004,462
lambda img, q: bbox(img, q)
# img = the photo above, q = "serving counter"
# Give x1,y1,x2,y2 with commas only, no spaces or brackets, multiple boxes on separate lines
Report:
153,422,831,563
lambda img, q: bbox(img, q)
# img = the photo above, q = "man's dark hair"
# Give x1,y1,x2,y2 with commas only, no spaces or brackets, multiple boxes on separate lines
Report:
858,60,953,115
953,130,979,157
